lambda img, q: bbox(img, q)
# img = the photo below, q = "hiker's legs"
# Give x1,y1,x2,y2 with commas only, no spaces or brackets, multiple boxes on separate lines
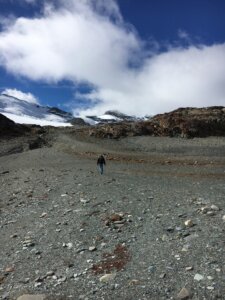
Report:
99,164,104,174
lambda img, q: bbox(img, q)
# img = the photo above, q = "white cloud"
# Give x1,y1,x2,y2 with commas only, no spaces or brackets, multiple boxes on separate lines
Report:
2,88,39,104
0,0,224,117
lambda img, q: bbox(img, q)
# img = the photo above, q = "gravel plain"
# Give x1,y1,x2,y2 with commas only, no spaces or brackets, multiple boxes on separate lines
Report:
0,133,225,300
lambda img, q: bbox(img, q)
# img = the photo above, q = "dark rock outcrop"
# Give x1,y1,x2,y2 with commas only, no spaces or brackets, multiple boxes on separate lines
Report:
47,107,73,120
70,117,88,126
0,113,30,138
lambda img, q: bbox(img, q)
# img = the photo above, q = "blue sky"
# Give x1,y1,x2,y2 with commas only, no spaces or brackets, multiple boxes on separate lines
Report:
0,0,225,116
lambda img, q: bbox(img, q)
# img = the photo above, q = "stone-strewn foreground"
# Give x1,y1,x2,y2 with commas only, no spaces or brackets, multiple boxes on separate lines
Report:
0,127,225,299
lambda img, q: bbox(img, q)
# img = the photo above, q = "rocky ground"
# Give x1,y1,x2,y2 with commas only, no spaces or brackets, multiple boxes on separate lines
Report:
0,132,225,300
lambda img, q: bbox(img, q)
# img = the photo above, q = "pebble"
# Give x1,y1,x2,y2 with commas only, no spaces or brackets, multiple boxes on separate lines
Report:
80,199,89,204
21,278,30,284
177,287,191,299
210,204,220,211
216,268,221,272
23,239,35,248
184,220,194,227
185,266,193,271
89,246,97,252
10,233,18,238
40,212,47,218
222,215,225,222
148,265,156,273
206,211,215,216
194,274,204,281
161,234,168,241
129,279,140,285
5,266,14,273
200,206,209,214
34,282,42,287
46,271,54,276
99,273,116,283
63,242,73,249
159,273,166,279
182,244,190,252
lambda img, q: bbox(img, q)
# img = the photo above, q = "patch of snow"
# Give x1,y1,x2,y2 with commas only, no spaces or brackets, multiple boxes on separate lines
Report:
98,114,120,120
2,112,71,127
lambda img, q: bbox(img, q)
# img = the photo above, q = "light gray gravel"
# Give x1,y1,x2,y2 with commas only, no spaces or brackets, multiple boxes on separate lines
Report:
0,133,225,299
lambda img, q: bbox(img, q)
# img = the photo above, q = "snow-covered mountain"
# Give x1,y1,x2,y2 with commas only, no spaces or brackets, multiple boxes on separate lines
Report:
0,93,147,127
83,110,143,125
0,93,73,126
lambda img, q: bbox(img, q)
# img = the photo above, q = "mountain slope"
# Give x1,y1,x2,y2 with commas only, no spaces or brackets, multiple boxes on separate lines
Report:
0,94,142,127
0,94,72,126
83,110,143,125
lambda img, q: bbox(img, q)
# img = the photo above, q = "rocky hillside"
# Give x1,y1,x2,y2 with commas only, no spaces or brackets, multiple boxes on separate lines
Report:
0,114,49,156
151,106,225,138
1,106,225,141
77,106,225,139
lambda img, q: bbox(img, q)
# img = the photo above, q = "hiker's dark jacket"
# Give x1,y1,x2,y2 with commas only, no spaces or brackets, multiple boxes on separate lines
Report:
97,156,106,165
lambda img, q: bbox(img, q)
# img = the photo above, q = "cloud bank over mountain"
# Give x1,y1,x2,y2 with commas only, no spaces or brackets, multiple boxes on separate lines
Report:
0,0,225,117
2,89,39,104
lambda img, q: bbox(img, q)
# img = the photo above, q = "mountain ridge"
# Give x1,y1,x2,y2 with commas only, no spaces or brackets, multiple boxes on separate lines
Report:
0,93,142,126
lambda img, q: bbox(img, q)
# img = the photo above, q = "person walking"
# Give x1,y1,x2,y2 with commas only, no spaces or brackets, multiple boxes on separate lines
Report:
97,155,106,175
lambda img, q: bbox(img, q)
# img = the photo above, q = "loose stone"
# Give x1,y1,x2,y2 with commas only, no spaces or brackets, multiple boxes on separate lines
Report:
5,266,14,273
194,274,204,281
184,220,194,227
177,287,191,299
129,279,140,285
99,273,116,283
207,211,215,216
40,213,47,218
210,204,220,211
159,273,166,279
46,271,54,277
89,246,97,252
